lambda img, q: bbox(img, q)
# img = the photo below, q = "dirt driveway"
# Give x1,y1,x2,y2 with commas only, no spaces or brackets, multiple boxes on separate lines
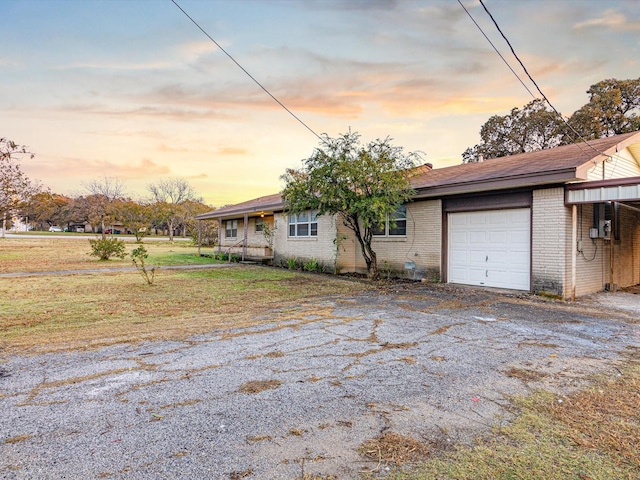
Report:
1,284,639,479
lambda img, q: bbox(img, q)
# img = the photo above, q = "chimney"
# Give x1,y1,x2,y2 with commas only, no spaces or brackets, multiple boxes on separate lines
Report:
424,162,433,170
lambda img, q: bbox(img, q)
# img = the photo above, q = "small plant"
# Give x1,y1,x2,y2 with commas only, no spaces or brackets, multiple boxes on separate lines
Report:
287,257,297,270
381,260,393,279
261,220,276,249
131,245,156,285
89,238,127,261
303,258,319,272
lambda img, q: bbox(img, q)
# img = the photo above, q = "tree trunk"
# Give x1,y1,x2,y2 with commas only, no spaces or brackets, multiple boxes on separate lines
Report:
1,214,6,239
168,219,174,242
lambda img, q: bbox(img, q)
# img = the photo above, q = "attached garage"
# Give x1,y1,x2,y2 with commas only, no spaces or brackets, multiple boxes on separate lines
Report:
448,208,531,291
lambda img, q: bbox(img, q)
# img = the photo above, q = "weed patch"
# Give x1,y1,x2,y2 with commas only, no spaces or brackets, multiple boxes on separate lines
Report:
238,379,282,394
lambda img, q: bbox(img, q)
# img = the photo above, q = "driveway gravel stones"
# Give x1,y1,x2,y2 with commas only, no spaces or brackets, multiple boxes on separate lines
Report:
1,284,638,479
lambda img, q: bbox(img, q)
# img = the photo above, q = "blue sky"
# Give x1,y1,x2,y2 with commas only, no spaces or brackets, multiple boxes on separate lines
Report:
2,0,639,205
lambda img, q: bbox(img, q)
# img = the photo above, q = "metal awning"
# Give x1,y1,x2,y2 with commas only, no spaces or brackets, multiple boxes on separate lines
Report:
565,177,640,209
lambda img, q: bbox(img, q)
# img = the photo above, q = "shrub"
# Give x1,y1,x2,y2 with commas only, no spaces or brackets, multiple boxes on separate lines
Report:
287,257,297,270
303,258,319,272
131,245,155,285
89,238,127,261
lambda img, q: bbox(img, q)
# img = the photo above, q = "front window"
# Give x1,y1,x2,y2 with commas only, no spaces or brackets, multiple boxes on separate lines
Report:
255,219,264,232
373,205,407,237
225,220,238,238
288,211,318,237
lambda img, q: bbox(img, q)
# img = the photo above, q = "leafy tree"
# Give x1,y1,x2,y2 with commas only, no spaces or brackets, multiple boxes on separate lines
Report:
462,99,566,163
564,77,640,142
281,131,420,280
1,138,40,237
179,199,213,239
109,199,152,242
26,192,72,230
147,178,202,241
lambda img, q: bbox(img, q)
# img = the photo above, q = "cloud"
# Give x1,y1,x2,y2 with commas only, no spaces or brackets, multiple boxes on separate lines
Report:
216,147,247,155
58,61,173,71
27,156,171,181
573,9,640,31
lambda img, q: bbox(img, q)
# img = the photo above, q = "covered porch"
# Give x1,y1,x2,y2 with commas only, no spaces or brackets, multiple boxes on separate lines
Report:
194,194,282,263
566,176,640,299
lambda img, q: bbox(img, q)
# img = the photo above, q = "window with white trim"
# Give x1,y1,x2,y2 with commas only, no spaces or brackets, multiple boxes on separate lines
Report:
372,204,407,236
255,219,264,232
225,219,238,238
288,211,318,237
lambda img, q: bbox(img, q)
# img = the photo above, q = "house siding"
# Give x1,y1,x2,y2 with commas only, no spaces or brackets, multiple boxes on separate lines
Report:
346,200,442,280
272,213,338,271
587,147,640,181
533,192,640,298
532,187,570,296
216,216,272,257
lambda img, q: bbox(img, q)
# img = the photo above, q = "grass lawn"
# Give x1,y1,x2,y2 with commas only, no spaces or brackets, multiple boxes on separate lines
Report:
0,238,366,353
0,237,218,273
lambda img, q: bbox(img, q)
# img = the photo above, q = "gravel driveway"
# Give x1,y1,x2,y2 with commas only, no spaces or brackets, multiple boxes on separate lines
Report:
1,284,639,479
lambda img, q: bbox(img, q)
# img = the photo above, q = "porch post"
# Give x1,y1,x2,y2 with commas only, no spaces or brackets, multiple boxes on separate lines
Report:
217,218,222,253
242,212,248,261
197,219,202,256
571,204,577,301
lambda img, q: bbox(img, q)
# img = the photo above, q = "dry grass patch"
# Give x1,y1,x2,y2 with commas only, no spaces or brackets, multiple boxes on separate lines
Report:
4,434,32,444
505,366,548,382
0,238,216,274
238,379,282,394
360,432,431,467
229,468,254,479
0,265,367,354
388,358,640,480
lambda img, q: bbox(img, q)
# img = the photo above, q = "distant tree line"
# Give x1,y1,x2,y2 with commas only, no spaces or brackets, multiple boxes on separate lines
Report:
462,77,640,163
0,142,216,242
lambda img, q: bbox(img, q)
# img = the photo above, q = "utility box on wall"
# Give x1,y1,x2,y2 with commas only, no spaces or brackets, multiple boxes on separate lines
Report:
593,203,612,239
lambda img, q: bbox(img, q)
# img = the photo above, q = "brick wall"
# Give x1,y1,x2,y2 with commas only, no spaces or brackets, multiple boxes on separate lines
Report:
272,213,338,271
344,199,442,280
532,188,569,296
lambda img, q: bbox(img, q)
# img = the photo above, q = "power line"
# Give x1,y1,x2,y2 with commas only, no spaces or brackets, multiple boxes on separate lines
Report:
456,0,535,99
477,0,610,159
170,0,324,143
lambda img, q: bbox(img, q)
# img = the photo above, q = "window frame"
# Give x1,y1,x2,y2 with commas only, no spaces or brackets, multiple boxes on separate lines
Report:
372,204,407,237
225,219,238,239
288,210,318,238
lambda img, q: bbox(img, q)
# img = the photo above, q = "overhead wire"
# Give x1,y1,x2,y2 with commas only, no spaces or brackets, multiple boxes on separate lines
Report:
475,0,611,160
170,0,324,143
456,0,535,99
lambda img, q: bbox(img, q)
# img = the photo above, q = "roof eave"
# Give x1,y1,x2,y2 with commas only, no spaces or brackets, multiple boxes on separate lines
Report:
413,169,583,199
195,202,284,221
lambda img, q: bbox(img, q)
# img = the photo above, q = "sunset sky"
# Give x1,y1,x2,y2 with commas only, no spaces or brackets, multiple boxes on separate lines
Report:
2,0,639,206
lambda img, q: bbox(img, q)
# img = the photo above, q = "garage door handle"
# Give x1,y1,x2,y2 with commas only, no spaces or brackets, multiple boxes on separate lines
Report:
486,255,488,262
486,270,488,277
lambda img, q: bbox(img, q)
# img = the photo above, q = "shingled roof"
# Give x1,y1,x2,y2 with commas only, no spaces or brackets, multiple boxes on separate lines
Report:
411,131,640,197
196,131,640,218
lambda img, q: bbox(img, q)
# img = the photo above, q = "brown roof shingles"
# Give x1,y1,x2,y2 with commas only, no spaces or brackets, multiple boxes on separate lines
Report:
196,131,640,218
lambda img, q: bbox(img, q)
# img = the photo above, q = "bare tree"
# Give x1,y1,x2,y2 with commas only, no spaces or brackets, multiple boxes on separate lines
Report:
147,177,202,241
83,176,127,238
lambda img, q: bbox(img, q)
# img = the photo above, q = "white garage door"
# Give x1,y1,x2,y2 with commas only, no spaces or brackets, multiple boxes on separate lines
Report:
448,208,530,291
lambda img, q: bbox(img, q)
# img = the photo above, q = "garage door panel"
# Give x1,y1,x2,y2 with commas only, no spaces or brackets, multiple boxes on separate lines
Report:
448,209,530,291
